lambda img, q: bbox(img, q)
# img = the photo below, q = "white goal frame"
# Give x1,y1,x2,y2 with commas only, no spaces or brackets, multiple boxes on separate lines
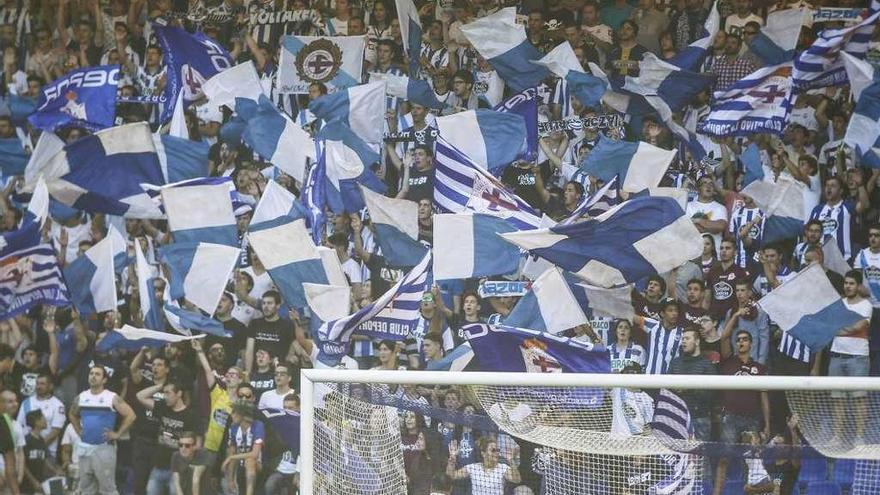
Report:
299,369,880,495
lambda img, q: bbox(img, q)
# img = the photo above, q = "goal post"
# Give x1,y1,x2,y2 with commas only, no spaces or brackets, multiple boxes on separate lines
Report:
299,369,880,495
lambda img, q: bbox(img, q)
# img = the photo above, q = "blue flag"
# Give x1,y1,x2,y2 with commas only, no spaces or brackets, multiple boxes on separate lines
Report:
0,218,69,319
494,88,538,163
153,24,233,123
29,65,119,132
0,139,27,177
260,409,301,460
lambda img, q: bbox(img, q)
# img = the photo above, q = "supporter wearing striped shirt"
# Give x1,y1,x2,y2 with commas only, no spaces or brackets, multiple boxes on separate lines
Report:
607,320,646,374
791,219,823,271
728,195,763,270
633,299,683,375
419,20,450,80
853,224,880,373
810,176,867,262
368,40,405,112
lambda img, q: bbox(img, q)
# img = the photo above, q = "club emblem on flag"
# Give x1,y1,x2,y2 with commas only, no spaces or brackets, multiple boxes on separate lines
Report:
466,174,518,217
520,338,563,373
62,91,87,120
295,39,343,84
0,256,32,287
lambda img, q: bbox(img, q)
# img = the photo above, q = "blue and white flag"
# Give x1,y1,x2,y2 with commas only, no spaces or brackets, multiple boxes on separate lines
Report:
758,264,865,351
379,73,447,109
501,196,703,287
494,88,539,164
361,187,428,268
433,137,541,230
159,242,240,314
106,225,129,275
302,155,327,245
433,213,521,280
0,139,27,177
749,8,808,66
534,42,607,108
310,81,385,144
841,51,880,168
63,234,117,316
96,325,204,352
792,9,880,90
505,267,588,334
426,342,476,372
153,134,211,184
250,179,309,232
29,65,118,132
153,24,233,123
279,35,366,94
395,0,422,76
163,303,231,337
260,409,301,460
23,132,64,193
666,2,720,70
463,323,611,374
702,63,795,137
0,217,68,319
740,177,805,243
247,219,336,308
580,135,676,193
560,176,621,225
236,95,316,181
459,8,549,92
33,123,165,218
134,238,164,331
317,123,386,213
623,53,715,114
312,252,431,363
162,183,238,246
741,143,764,187
649,390,698,495
203,61,265,110
435,109,527,174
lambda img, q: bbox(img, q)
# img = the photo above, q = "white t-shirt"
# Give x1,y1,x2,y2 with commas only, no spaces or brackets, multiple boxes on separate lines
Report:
465,463,509,495
257,389,292,411
341,258,363,284
831,298,872,356
725,13,764,36
244,267,276,305
61,423,82,471
17,395,66,456
686,199,728,256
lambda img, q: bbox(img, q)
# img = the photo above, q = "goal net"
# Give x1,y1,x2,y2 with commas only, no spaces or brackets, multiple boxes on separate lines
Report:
300,370,880,495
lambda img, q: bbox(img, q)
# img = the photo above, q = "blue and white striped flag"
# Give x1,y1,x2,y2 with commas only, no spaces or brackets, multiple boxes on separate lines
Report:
376,73,447,110
649,389,698,495
559,176,620,226
159,242,240,315
740,177,805,243
152,134,210,184
701,63,795,137
395,0,422,76
312,252,431,363
501,196,703,287
433,137,541,230
162,183,238,247
203,61,265,110
841,51,880,168
426,342,476,371
63,234,117,316
533,42,607,108
792,9,880,90
236,95,316,182
96,325,204,352
666,1,719,71
435,109,527,174
250,179,309,232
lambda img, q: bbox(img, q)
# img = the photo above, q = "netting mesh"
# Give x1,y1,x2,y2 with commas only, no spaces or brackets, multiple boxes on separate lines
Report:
786,389,880,459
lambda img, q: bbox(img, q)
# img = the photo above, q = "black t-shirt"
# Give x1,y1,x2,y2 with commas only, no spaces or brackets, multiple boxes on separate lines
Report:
132,379,163,441
153,400,200,470
206,318,248,367
171,449,210,495
246,317,293,357
24,433,47,490
405,167,434,203
249,369,275,401
501,162,550,211
11,363,50,400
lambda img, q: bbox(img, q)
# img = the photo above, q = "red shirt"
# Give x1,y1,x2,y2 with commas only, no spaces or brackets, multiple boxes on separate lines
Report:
705,262,749,319
720,356,766,418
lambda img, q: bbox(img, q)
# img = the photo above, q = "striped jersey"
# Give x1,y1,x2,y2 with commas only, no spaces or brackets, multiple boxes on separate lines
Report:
77,389,118,446
642,318,683,375
779,331,810,363
728,204,763,269
809,199,855,260
609,341,647,373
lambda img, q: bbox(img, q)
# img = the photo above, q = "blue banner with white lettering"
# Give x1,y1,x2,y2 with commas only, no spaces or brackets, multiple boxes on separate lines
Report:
28,65,119,132
153,24,233,123
494,87,538,162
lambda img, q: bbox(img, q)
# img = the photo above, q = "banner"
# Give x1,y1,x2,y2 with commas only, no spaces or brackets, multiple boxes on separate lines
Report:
477,280,532,298
813,8,863,23
0,243,69,320
537,114,625,136
278,35,366,94
29,65,119,132
383,127,439,143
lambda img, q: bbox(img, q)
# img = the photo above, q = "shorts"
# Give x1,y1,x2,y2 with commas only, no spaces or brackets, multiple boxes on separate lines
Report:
829,353,870,398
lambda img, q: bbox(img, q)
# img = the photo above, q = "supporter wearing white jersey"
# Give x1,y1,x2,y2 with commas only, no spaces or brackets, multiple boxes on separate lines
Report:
809,176,865,261
853,224,880,374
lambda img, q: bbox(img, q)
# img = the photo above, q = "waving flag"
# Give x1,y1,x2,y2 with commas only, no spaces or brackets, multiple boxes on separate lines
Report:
313,252,431,363
841,51,880,168
623,53,715,114
36,123,165,218
250,180,309,232
23,132,64,193
580,135,676,193
740,176,805,243
0,139,27,177
426,342,476,372
749,8,808,66
758,264,865,351
159,242,239,314
29,65,118,132
247,219,335,308
361,187,428,268
502,197,703,287
435,109,527,174
96,325,204,352
433,137,541,230
236,95,316,181
395,0,422,76
260,409,301,460
309,81,386,144
278,35,366,94
203,61,265,110
702,63,796,137
649,390,698,495
316,123,386,213
302,156,327,245
560,176,621,226
134,238,164,330
153,24,233,123
433,213,521,280
459,8,549,92
378,73,447,109
667,2,719,70
162,183,238,246
505,268,588,334
534,42,607,108
741,143,765,187
63,234,117,316
792,9,880,90
153,134,211,184
163,303,230,337
494,88,539,164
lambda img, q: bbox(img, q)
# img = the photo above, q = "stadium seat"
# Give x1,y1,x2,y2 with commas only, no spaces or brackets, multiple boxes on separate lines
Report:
721,480,744,495
798,457,829,489
805,481,842,495
831,459,855,492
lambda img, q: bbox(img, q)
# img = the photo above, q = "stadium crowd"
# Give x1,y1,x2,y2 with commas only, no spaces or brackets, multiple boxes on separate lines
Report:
0,0,877,494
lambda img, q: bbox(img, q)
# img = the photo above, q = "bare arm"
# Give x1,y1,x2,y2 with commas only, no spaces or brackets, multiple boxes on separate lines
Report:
109,395,137,440
245,337,255,376
192,339,216,389
135,382,162,410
